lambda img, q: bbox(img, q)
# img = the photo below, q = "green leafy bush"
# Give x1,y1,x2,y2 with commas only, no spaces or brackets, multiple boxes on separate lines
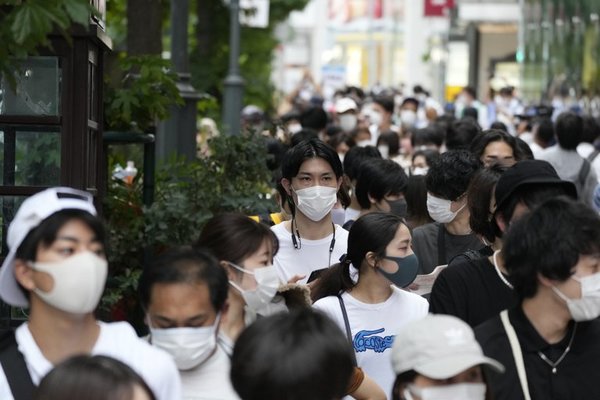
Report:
101,133,276,324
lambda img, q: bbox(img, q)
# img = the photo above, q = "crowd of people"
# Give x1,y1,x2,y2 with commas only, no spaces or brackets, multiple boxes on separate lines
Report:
1,82,600,400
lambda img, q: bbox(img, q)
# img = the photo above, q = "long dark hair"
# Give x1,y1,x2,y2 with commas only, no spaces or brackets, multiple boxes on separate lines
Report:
311,212,405,301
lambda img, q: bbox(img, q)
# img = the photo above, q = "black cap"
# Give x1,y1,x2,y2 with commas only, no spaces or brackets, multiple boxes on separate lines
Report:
494,160,577,210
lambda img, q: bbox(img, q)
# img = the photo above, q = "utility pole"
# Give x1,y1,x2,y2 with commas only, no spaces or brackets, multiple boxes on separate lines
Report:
157,0,202,160
222,0,245,135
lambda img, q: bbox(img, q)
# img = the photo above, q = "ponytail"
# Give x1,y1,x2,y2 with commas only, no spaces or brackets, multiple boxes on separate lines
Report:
310,254,357,302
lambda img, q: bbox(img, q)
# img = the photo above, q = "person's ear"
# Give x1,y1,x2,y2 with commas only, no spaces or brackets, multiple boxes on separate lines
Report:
281,178,292,196
364,252,378,268
367,193,377,205
220,260,237,281
14,259,36,291
538,273,559,290
495,213,508,233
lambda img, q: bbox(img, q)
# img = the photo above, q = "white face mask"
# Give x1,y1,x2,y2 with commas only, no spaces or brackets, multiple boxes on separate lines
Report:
293,185,338,221
377,145,390,159
357,139,372,147
150,314,221,370
287,123,302,134
405,382,486,400
339,114,358,132
228,263,280,312
400,109,417,127
552,273,600,321
412,166,429,176
29,251,107,314
370,111,383,127
427,193,465,224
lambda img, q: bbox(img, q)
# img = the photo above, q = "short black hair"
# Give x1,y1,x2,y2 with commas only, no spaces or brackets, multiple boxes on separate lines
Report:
290,129,319,147
412,126,445,148
138,246,228,313
555,112,583,150
355,158,408,209
411,149,440,167
342,145,382,181
503,197,600,300
376,131,400,157
231,309,354,400
489,121,508,132
34,355,156,400
374,96,395,114
467,164,508,243
16,209,106,263
462,107,479,120
534,118,555,145
446,119,482,150
470,129,520,162
515,137,534,160
425,150,481,200
300,107,328,132
462,86,477,99
281,139,343,181
400,97,419,110
581,116,600,144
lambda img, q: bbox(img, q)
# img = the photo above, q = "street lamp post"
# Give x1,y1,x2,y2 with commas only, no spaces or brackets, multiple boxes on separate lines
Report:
222,0,245,136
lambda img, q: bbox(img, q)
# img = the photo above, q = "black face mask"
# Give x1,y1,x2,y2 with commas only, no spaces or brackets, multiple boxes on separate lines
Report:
378,254,419,288
385,198,408,218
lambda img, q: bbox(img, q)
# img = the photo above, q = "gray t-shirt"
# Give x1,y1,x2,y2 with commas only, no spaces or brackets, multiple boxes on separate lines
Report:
412,222,484,274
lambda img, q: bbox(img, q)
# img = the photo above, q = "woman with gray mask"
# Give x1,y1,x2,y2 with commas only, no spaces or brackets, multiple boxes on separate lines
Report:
313,213,429,398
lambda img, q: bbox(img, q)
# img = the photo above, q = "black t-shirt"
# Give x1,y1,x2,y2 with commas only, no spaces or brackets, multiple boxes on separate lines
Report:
429,256,517,327
475,307,600,400
412,222,485,274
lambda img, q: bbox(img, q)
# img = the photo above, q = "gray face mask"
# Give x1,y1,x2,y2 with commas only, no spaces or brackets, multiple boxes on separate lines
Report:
378,253,419,288
385,198,408,218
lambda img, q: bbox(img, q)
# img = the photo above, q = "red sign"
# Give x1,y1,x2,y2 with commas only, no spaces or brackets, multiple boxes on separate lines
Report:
424,0,454,17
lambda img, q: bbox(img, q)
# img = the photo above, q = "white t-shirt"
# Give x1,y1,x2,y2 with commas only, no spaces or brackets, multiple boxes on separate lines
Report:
344,207,361,224
313,287,428,398
0,321,181,400
180,345,239,400
271,222,349,284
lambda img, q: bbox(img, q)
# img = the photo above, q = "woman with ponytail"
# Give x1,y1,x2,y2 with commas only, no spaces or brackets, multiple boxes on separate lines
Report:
312,212,428,398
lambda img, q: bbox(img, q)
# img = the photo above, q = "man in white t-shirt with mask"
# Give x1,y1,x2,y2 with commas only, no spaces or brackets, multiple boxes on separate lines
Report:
139,246,238,400
272,139,349,284
0,187,180,400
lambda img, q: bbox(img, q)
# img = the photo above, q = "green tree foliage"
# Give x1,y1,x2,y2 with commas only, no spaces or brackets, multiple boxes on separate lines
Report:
191,0,310,117
101,133,275,324
0,0,93,84
104,55,183,131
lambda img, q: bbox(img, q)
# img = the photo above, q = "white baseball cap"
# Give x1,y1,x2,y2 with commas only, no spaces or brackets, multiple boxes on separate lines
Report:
391,314,504,379
335,97,358,114
0,187,97,307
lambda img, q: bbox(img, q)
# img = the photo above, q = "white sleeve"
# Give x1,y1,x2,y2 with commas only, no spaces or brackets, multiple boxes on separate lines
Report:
145,351,182,400
0,365,15,400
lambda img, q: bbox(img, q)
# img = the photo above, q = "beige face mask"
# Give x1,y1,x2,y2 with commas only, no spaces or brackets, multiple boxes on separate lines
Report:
29,251,107,314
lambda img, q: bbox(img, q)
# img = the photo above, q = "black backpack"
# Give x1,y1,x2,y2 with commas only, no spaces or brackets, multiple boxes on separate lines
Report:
0,329,34,399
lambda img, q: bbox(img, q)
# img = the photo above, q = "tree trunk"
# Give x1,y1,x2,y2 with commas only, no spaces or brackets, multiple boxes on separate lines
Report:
127,0,162,56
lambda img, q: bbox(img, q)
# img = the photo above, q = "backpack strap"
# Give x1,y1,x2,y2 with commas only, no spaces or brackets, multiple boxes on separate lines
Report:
0,330,35,400
587,149,600,163
337,294,357,366
578,159,591,192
